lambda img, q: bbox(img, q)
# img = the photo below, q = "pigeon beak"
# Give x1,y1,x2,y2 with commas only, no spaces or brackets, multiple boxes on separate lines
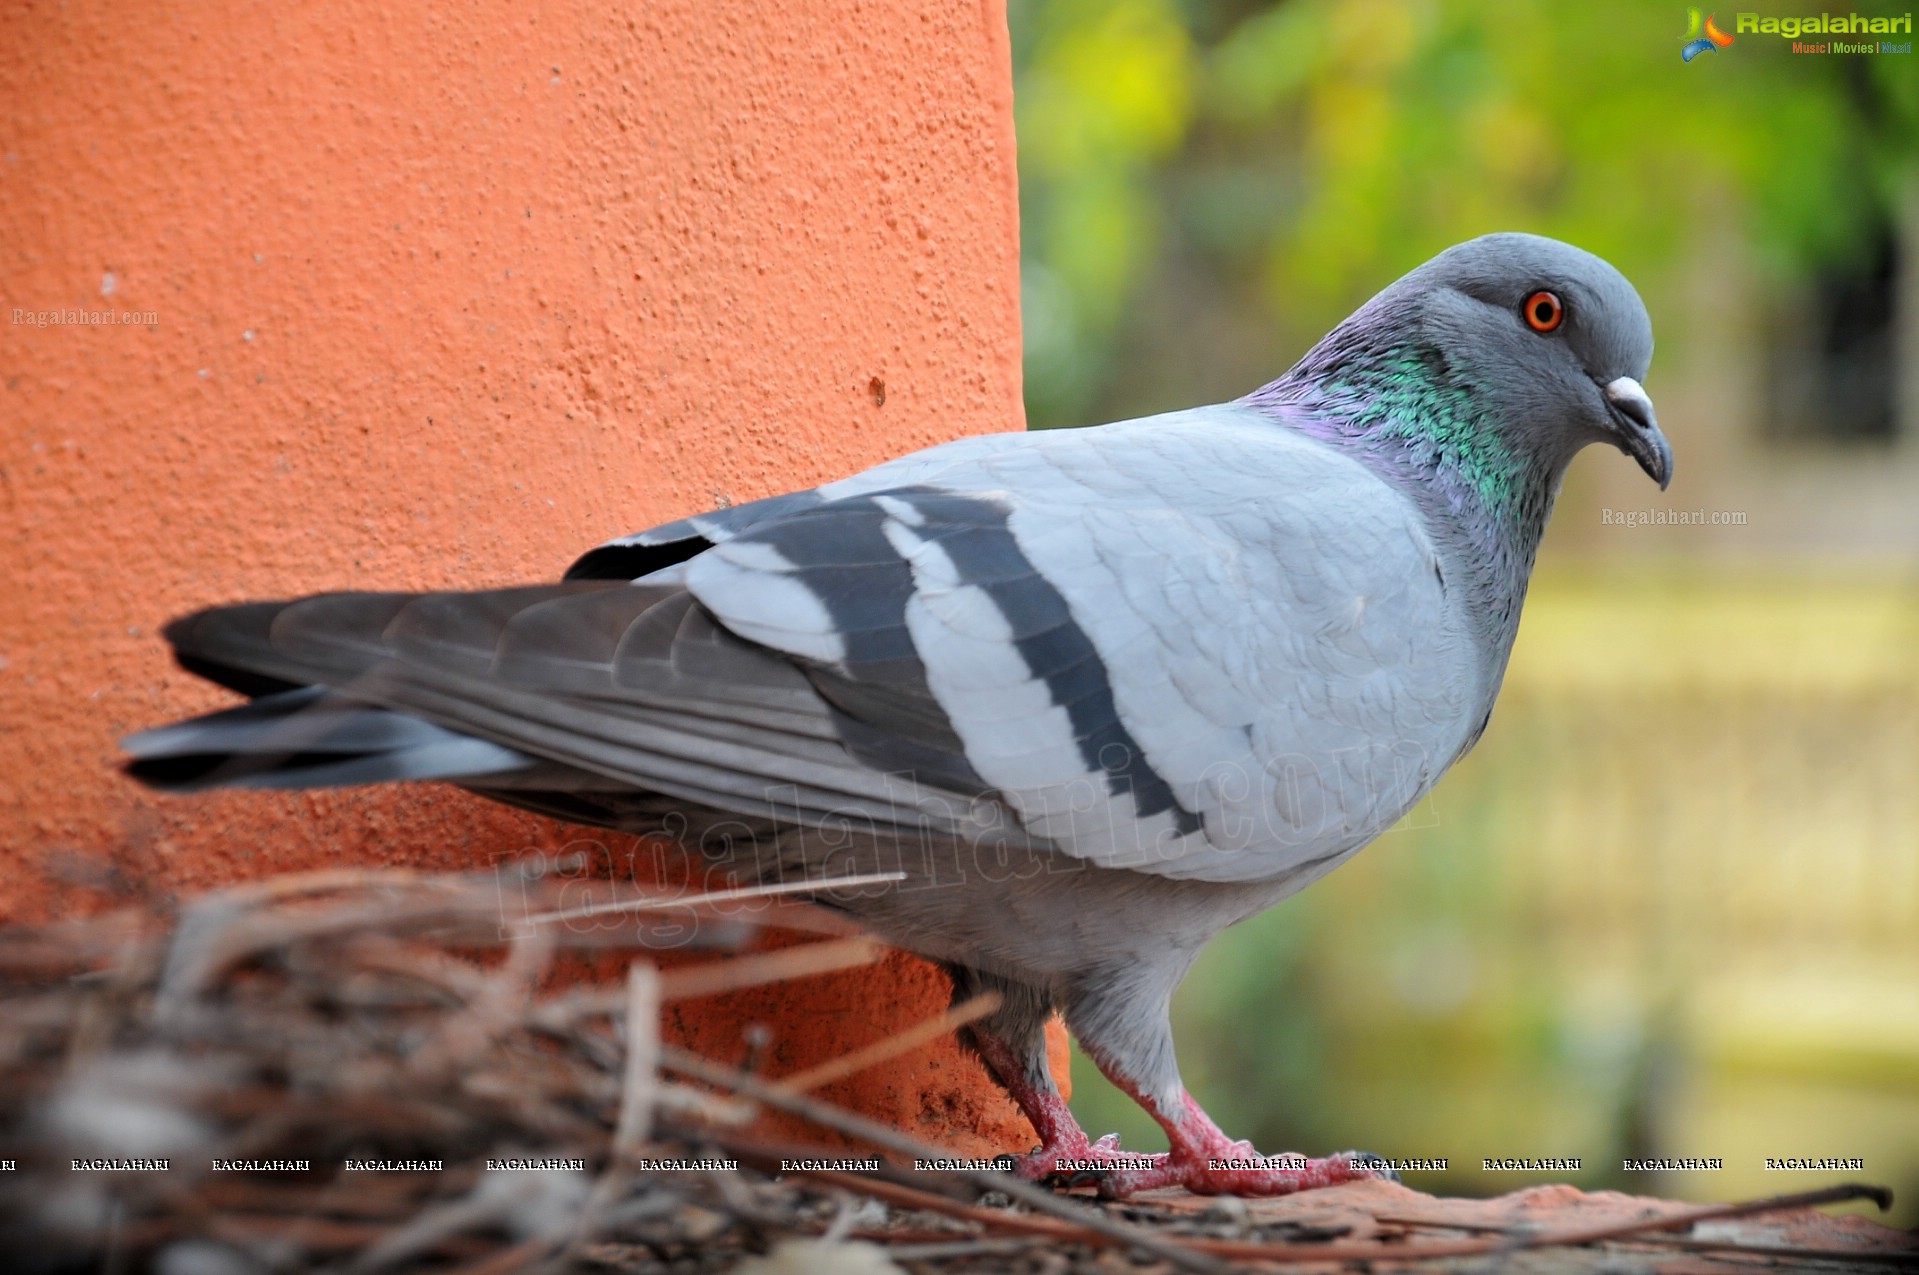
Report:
1603,377,1672,491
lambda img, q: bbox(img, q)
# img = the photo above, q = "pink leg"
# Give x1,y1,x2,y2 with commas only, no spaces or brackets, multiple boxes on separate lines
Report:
975,1035,1384,1195
972,1035,1160,1182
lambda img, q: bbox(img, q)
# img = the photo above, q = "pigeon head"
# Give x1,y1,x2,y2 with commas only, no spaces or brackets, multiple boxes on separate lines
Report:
1398,233,1669,492
1262,233,1672,528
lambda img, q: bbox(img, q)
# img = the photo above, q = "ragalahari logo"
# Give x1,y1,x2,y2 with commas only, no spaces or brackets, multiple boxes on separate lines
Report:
1681,8,1736,58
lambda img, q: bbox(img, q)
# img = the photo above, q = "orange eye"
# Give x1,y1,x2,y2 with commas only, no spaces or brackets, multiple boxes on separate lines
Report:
1523,290,1564,333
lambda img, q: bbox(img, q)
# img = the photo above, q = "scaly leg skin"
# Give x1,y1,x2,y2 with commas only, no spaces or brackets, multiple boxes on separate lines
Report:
956,964,1387,1196
1061,977,1395,1198
971,1034,1163,1183
947,965,1167,1184
981,1036,1382,1195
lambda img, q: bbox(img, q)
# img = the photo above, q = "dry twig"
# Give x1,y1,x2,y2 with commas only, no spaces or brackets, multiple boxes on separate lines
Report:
0,865,1906,1275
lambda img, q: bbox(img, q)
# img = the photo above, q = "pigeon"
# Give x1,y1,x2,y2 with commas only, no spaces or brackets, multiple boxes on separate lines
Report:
124,233,1671,1197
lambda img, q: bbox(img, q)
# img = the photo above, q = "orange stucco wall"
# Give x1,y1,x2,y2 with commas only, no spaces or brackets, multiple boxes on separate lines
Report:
1,1,1061,1152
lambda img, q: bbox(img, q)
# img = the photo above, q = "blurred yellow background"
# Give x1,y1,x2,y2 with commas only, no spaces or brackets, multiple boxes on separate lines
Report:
1008,0,1919,1223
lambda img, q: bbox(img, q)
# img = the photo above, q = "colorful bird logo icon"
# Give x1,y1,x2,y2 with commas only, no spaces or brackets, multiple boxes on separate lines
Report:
1681,8,1735,60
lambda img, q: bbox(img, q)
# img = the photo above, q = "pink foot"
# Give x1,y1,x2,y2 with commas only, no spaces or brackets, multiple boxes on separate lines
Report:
1013,1130,1169,1184
970,1035,1393,1198
1100,1142,1386,1198
1093,1092,1397,1199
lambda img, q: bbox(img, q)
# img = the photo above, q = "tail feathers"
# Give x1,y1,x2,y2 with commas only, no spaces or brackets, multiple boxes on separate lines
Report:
161,594,421,696
125,582,997,847
123,686,534,792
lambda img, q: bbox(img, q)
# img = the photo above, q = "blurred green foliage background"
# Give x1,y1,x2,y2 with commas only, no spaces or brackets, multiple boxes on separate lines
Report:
1008,0,1919,1221
1013,0,1917,428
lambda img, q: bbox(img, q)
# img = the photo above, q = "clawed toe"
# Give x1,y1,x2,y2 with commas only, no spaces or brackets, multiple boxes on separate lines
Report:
1014,1134,1167,1188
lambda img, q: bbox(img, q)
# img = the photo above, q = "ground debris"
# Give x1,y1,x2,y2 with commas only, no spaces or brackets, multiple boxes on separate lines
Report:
0,866,1910,1274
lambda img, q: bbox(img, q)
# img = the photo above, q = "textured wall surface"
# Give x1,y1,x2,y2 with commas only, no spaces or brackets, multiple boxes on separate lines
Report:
0,0,1056,1151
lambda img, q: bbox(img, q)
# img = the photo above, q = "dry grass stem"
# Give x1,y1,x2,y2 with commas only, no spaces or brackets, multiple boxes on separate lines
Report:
519,872,906,928
770,991,1003,1095
0,864,1903,1274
